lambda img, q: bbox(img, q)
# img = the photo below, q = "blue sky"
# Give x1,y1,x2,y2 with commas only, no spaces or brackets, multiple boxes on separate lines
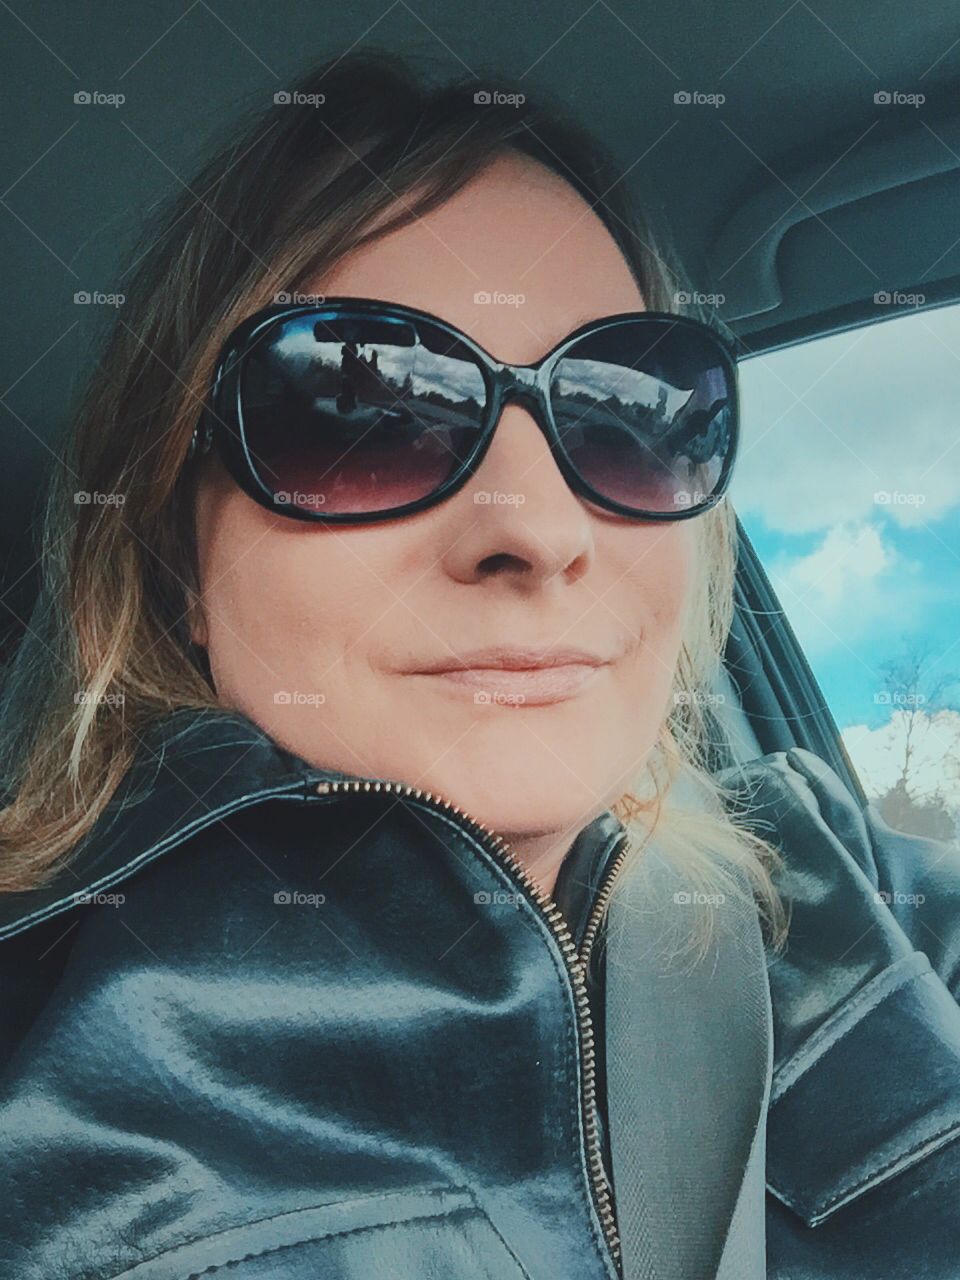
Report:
730,302,960,808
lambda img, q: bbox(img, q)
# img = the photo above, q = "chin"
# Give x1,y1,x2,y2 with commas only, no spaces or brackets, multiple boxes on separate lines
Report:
427,760,608,838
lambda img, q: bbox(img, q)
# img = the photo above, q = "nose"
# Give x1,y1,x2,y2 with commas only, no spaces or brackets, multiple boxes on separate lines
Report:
438,400,596,589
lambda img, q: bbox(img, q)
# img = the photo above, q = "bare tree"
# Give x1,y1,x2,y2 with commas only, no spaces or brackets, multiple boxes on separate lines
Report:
871,640,960,842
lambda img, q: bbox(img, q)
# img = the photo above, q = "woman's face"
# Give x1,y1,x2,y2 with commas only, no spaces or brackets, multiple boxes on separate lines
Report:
190,151,697,891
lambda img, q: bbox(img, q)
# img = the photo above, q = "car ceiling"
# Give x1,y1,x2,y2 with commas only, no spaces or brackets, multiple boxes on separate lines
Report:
1,0,959,643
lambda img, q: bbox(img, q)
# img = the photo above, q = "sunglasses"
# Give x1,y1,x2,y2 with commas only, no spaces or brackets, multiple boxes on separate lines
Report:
188,297,740,523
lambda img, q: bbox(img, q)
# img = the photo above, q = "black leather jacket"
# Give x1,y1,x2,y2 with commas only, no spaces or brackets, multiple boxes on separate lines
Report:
1,706,959,1279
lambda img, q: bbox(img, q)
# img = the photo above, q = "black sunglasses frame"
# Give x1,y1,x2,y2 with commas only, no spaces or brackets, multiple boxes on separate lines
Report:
189,296,740,524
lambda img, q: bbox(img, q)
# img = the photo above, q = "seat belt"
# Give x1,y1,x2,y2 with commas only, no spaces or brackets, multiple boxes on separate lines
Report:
604,840,773,1280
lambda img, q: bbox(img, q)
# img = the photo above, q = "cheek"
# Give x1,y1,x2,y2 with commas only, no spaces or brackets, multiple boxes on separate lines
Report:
617,523,697,679
194,497,355,695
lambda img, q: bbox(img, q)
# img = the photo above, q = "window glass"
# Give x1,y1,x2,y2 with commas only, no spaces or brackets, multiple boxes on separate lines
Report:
732,303,960,844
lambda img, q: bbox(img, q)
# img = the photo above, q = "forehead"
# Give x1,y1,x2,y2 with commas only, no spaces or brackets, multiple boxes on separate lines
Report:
301,152,646,365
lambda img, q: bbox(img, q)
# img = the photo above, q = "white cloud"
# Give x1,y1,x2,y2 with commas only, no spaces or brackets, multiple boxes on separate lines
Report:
732,306,960,534
763,521,929,662
775,522,892,608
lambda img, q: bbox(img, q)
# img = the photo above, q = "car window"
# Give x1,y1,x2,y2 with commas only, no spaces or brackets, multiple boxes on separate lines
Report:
731,301,960,846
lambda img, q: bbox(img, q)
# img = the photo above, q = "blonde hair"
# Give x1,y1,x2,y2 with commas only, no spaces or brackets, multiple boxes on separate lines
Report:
0,49,788,958
609,496,791,964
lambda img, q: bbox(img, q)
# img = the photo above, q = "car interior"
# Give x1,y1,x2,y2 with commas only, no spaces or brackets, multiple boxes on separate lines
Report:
1,0,957,838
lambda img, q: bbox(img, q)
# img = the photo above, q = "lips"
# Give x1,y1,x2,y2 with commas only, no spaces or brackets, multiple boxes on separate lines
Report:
410,645,611,674
408,646,613,706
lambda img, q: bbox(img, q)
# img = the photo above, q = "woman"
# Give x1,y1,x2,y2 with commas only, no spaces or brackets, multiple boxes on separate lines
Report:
1,51,958,1280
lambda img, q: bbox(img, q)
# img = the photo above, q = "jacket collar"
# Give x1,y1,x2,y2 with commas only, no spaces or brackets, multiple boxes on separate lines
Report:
553,810,628,945
0,708,330,939
0,706,626,943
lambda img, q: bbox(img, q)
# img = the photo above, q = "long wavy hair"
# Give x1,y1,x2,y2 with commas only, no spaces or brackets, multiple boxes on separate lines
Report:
0,48,789,959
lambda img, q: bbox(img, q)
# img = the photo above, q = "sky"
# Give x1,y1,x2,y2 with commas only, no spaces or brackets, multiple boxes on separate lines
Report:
730,301,960,814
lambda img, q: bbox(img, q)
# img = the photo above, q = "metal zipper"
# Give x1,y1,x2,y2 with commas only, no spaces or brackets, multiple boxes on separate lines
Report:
576,829,635,1226
312,774,633,1272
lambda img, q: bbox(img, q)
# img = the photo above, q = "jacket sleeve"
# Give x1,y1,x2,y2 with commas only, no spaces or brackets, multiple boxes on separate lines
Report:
724,745,960,1003
738,747,960,1268
857,792,960,1001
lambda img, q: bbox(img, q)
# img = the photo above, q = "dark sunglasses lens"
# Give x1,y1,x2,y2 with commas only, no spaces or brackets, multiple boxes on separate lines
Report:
239,311,488,515
549,319,736,514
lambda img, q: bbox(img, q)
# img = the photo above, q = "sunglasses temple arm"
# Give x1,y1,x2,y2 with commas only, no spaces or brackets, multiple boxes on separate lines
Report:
187,413,214,462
